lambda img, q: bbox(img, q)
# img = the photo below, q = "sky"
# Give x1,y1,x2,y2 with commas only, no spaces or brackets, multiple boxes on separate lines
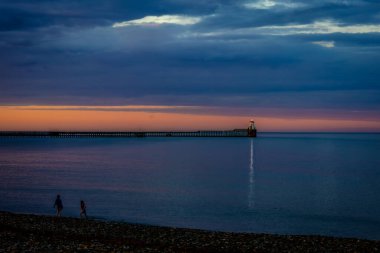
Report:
1,0,380,131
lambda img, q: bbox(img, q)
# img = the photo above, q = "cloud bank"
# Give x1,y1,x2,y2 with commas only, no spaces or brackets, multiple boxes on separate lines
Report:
0,0,379,127
112,15,202,27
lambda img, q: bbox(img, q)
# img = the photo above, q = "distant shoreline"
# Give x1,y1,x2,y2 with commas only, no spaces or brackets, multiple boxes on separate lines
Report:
0,211,379,252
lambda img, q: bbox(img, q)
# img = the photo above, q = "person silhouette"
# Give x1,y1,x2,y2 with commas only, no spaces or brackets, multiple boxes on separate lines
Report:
53,194,63,217
80,200,87,219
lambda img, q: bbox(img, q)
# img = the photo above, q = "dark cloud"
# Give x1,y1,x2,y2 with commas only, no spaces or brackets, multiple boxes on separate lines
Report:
0,0,380,118
0,0,227,31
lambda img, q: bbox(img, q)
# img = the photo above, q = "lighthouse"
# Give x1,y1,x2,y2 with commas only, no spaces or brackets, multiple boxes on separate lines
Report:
248,119,257,137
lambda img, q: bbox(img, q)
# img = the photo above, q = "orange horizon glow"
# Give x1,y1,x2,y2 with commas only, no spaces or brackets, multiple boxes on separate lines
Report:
1,105,380,132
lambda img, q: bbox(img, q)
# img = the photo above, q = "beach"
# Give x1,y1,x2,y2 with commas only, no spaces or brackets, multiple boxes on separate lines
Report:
0,211,379,252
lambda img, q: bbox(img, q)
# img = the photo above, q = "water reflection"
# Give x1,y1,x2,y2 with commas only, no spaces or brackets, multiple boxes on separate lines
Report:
248,139,255,209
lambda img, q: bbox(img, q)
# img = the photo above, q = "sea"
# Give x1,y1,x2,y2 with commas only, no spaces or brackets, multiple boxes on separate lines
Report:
0,133,379,240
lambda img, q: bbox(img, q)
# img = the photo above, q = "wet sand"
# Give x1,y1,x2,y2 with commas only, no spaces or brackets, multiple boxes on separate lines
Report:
0,211,379,252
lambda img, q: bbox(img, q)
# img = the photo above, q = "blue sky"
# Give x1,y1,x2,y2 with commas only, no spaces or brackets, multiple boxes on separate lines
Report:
1,0,380,121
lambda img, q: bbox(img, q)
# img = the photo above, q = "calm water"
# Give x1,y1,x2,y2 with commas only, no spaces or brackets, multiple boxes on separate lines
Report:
0,133,379,239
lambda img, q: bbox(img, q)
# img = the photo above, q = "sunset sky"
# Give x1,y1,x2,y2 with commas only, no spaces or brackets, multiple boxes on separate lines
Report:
1,0,380,131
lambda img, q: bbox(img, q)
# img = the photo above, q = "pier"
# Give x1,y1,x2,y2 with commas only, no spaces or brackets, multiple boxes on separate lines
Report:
0,129,256,138
0,120,257,138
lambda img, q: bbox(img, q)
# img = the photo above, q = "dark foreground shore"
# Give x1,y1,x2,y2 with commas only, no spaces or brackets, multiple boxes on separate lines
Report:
0,211,379,252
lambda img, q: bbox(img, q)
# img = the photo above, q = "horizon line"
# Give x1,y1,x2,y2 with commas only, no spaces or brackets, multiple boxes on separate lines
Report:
0,130,379,134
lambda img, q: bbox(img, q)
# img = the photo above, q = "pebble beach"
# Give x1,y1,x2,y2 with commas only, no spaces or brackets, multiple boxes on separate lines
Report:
0,211,379,252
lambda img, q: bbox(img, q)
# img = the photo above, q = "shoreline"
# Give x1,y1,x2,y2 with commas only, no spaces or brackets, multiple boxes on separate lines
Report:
1,211,379,252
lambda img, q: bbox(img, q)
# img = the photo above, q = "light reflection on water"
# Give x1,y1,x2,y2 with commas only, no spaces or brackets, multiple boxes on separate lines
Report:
248,139,255,209
0,134,380,240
